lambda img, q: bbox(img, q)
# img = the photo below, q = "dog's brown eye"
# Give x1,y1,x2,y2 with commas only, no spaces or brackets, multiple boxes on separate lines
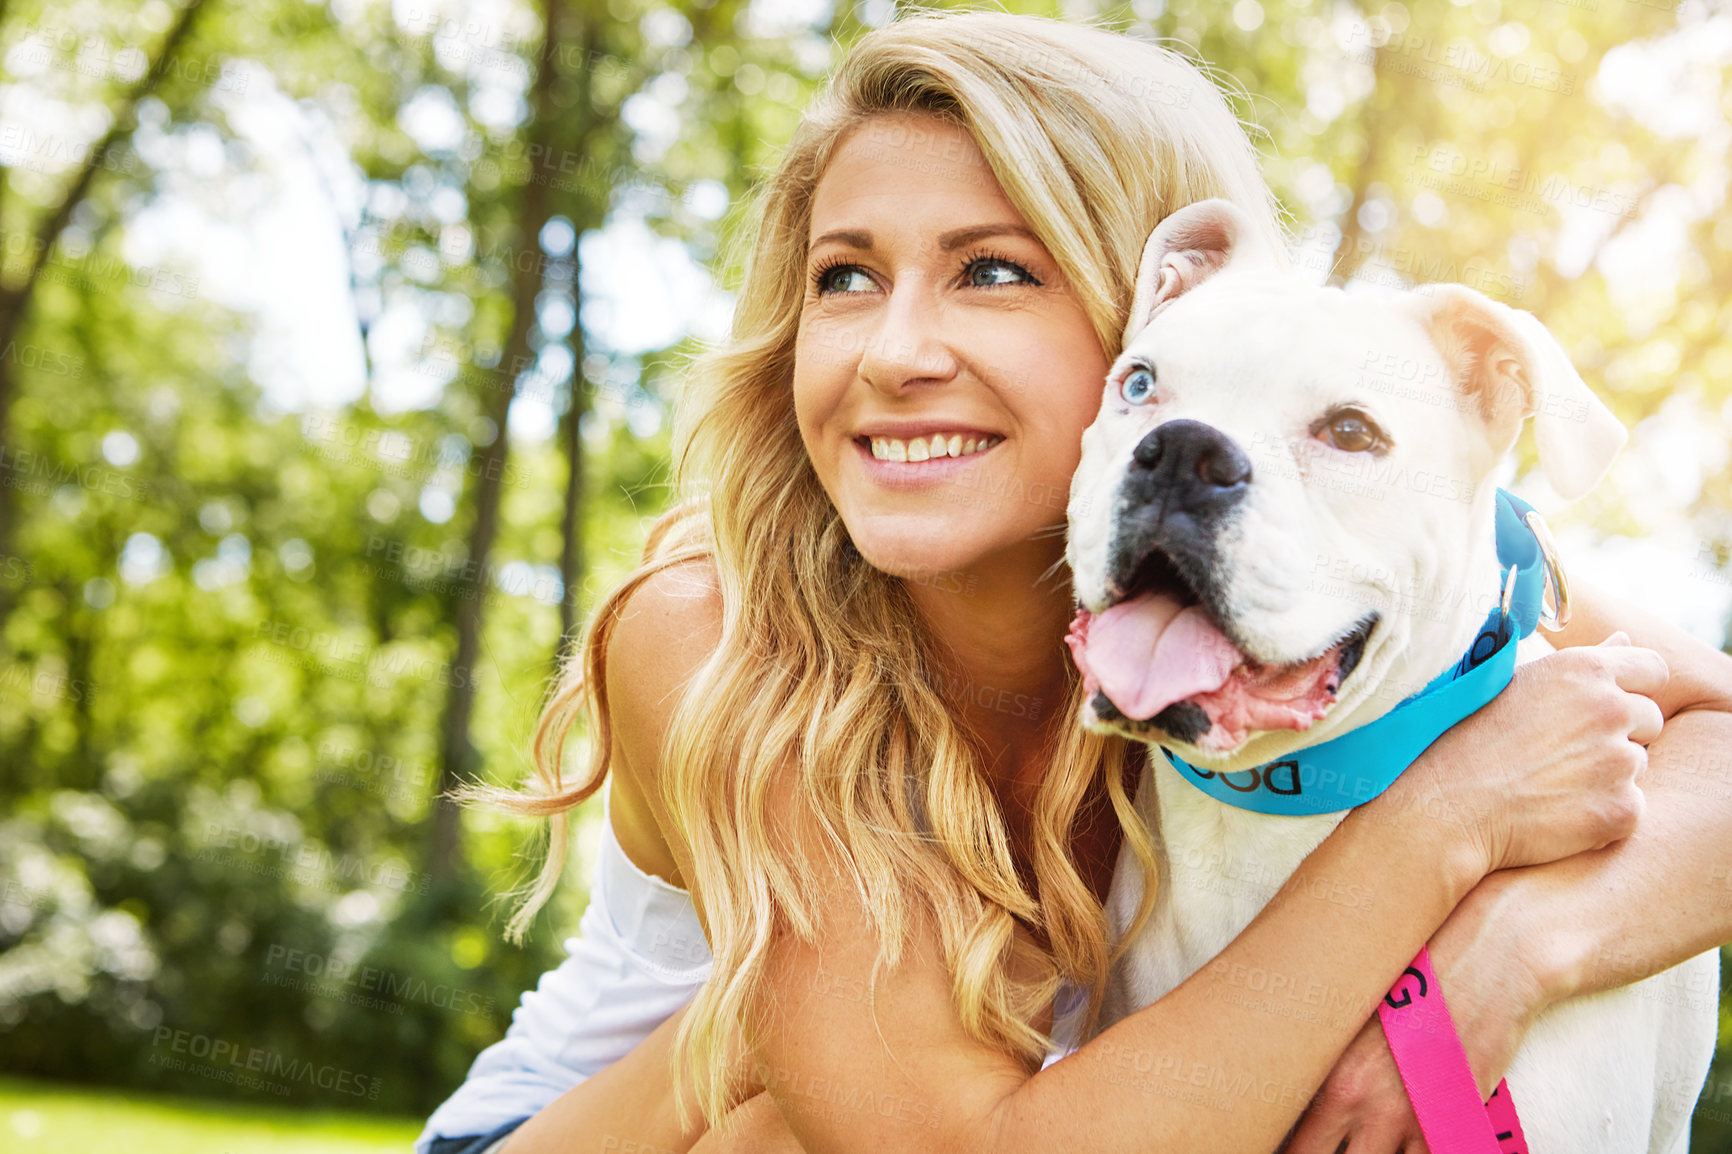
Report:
1324,411,1381,452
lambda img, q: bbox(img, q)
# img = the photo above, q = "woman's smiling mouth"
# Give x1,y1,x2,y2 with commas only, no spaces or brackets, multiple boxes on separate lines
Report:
849,429,1006,491
864,432,1005,461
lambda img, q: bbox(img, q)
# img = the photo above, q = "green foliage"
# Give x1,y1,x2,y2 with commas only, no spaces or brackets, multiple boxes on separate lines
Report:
0,0,794,1115
0,0,1727,1141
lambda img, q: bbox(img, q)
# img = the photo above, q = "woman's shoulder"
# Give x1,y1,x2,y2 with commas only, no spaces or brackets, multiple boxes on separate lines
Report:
603,556,726,893
604,555,725,703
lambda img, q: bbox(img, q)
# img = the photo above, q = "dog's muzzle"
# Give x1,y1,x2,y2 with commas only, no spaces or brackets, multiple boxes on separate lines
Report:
1106,419,1250,610
1067,418,1375,753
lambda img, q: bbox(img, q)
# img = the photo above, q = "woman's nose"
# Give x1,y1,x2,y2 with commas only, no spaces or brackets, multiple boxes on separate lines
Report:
856,275,959,395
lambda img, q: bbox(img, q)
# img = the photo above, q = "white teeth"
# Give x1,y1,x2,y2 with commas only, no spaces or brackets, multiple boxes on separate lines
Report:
868,434,1001,461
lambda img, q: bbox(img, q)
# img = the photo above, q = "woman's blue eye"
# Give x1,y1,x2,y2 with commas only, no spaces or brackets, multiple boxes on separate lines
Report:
1121,367,1156,405
811,252,1039,296
816,264,872,294
966,257,1033,287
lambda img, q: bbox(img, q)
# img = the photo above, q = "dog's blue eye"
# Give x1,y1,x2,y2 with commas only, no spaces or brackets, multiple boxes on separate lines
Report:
1121,367,1156,405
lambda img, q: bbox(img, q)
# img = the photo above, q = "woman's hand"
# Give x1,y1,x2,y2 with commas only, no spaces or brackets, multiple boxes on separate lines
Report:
1375,632,1666,878
1279,871,1550,1154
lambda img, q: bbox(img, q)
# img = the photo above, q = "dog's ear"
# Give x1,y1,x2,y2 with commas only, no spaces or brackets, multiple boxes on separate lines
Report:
1124,198,1278,347
1404,283,1627,500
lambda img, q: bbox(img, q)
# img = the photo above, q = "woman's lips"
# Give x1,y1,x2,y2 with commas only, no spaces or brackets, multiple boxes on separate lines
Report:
850,434,1002,490
863,432,1004,462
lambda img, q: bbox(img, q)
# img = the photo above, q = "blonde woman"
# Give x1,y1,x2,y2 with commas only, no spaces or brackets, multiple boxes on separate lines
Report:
417,10,1732,1154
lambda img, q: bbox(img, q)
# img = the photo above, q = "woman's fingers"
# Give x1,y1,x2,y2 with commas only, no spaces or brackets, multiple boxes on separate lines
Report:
1592,643,1668,745
1627,694,1665,747
1288,634,1672,1154
1280,1017,1422,1154
1279,1110,1349,1154
1343,1128,1414,1154
1286,1111,1412,1154
1595,640,1669,700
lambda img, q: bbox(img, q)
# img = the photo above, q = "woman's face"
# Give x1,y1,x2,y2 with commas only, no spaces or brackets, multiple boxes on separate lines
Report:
793,111,1111,589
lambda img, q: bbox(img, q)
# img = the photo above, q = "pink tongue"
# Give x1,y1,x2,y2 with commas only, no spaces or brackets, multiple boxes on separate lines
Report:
1085,593,1243,721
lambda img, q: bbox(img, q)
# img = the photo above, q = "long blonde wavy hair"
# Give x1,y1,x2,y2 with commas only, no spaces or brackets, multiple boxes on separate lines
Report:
472,4,1287,1130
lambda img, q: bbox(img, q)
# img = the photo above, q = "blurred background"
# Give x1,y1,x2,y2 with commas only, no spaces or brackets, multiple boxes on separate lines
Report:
0,0,1728,1149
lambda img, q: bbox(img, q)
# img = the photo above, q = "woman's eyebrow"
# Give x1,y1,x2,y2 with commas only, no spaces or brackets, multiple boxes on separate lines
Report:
808,222,1039,253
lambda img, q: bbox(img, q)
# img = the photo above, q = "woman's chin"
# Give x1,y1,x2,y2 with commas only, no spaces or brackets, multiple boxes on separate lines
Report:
848,533,980,585
844,514,1063,589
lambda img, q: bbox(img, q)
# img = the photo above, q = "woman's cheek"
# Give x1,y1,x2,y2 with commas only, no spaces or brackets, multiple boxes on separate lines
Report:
790,356,835,452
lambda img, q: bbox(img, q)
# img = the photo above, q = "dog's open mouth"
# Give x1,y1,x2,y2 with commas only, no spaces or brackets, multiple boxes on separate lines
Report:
1064,546,1376,751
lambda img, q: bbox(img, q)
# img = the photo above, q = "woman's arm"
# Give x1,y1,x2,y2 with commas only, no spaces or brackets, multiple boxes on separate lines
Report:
1285,578,1732,1154
575,562,1657,1154
720,641,1660,1154
738,774,1475,1154
418,770,712,1153
498,562,761,1153
1495,579,1732,997
501,1002,709,1154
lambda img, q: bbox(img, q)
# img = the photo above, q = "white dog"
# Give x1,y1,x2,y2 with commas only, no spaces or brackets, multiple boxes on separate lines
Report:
1065,198,1719,1153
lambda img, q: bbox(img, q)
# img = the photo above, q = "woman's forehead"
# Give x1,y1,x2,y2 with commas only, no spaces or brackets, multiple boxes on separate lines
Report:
810,117,1020,239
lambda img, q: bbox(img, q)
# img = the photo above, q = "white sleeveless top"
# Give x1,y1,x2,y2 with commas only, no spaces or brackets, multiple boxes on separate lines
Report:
416,796,1090,1148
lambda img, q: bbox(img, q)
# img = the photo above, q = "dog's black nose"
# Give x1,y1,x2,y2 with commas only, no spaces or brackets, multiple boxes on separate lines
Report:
1128,419,1252,509
1107,420,1249,613
1108,419,1250,611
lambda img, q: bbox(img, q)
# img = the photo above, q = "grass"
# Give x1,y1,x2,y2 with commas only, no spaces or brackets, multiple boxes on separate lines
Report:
0,1076,423,1153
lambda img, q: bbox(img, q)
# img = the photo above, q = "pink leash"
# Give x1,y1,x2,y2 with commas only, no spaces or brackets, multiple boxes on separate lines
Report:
1377,947,1530,1153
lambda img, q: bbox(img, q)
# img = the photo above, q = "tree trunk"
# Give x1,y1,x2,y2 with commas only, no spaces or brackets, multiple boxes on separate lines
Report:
556,252,588,663
1326,46,1384,288
430,0,565,882
554,7,599,666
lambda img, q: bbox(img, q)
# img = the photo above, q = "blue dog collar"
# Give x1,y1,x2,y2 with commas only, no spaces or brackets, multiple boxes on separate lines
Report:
1162,489,1547,816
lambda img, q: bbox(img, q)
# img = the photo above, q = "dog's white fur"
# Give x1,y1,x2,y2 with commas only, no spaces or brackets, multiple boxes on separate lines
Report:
1068,199,1719,1153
